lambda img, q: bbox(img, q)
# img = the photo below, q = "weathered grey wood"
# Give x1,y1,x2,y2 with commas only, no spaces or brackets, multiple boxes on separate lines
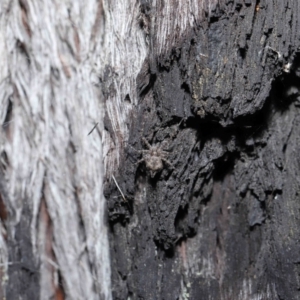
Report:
0,0,111,299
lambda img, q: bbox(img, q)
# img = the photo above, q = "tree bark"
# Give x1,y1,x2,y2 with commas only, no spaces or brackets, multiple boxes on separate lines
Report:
104,0,300,299
0,0,111,299
1,0,300,299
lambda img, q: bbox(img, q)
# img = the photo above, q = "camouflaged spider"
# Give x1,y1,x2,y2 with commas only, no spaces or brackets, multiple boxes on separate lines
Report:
136,137,174,178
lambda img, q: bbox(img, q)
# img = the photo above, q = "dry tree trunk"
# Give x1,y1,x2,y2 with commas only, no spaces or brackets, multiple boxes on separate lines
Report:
0,0,112,299
1,0,300,299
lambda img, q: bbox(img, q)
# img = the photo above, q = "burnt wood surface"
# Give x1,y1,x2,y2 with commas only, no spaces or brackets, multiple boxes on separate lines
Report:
105,1,300,299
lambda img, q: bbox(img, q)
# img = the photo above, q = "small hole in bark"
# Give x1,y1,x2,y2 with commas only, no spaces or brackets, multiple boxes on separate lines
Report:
174,204,189,231
16,39,30,64
213,154,235,181
1,151,8,170
51,66,60,80
124,94,131,103
55,270,65,298
181,82,190,94
139,19,145,29
271,70,300,110
164,246,175,257
239,48,246,60
282,143,287,153
3,98,13,130
139,73,156,97
210,16,220,23
236,4,242,12
0,193,7,222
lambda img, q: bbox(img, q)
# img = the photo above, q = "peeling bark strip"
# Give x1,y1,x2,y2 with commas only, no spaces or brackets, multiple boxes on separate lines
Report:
0,0,111,299
103,0,300,299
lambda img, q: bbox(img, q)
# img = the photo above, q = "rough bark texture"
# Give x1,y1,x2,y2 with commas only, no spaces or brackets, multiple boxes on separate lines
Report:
2,0,300,299
0,1,111,299
104,0,300,299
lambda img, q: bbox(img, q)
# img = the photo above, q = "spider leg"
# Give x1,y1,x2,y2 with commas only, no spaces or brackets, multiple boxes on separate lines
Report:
126,144,149,157
126,143,140,155
160,150,169,156
135,158,145,166
142,137,152,149
140,149,150,154
162,158,174,169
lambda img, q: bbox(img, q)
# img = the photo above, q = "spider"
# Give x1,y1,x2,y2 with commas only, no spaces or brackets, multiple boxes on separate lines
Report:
136,137,174,178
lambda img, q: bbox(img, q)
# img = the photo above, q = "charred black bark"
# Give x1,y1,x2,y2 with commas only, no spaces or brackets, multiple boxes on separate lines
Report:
105,1,300,299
